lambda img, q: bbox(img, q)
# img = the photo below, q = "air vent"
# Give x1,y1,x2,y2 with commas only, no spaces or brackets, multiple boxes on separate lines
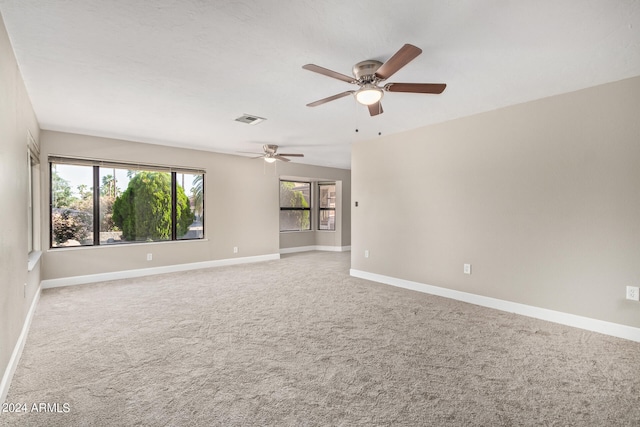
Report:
235,114,266,125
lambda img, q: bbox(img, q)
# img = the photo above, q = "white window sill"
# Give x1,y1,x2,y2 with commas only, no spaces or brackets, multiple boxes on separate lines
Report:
27,251,42,272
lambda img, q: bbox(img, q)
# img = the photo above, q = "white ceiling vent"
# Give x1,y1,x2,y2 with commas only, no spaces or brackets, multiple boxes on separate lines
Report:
235,114,266,125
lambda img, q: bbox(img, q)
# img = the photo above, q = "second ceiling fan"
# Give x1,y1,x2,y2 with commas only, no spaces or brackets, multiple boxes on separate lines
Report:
303,44,446,116
242,144,304,163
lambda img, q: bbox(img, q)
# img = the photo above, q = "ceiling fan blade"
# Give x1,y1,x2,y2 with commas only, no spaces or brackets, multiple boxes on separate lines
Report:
302,64,356,84
368,102,383,116
384,83,446,94
375,44,422,80
274,155,291,162
306,91,354,107
278,153,304,157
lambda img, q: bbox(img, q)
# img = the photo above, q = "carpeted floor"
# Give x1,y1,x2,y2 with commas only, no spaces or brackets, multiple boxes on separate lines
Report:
2,251,639,426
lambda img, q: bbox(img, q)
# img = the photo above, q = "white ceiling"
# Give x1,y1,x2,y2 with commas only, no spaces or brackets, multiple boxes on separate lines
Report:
1,0,639,169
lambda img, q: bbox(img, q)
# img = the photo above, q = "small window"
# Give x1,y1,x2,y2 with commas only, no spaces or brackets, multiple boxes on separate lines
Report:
27,131,40,254
318,183,336,231
176,172,204,240
27,152,37,253
280,181,311,231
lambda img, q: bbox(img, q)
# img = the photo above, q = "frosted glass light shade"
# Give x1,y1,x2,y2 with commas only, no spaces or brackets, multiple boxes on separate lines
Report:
355,86,383,105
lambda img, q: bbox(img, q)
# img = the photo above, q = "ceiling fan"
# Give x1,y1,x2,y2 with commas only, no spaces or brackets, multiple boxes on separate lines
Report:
242,144,304,163
303,44,446,116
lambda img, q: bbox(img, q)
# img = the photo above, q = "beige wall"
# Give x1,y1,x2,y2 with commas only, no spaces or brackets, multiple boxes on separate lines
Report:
41,131,350,280
352,75,640,328
0,14,41,394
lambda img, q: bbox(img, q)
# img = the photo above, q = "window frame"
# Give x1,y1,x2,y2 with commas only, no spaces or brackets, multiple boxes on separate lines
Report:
317,182,336,231
49,156,205,248
27,151,36,253
27,131,40,255
279,180,312,232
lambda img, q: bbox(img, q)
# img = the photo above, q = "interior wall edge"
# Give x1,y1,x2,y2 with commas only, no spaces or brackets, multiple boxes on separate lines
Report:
0,285,41,405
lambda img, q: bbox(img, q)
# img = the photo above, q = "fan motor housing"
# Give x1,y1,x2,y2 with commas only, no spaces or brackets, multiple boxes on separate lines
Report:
352,60,383,81
263,144,278,154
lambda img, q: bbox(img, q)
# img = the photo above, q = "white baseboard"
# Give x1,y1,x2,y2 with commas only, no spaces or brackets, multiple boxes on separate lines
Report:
41,253,281,289
350,269,640,343
280,245,351,254
1,285,41,405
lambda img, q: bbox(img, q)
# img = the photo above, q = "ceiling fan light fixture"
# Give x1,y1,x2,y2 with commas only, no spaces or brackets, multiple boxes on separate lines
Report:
355,85,383,106
264,157,277,163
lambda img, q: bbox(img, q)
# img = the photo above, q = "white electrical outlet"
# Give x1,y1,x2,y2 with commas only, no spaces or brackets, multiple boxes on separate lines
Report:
364,250,369,258
464,264,472,275
233,246,238,254
626,286,639,301
146,253,152,261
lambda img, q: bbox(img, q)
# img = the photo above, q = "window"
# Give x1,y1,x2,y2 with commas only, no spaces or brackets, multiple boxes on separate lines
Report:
177,172,204,240
27,152,38,253
51,163,94,247
50,157,204,248
28,152,34,252
279,180,311,231
318,183,336,231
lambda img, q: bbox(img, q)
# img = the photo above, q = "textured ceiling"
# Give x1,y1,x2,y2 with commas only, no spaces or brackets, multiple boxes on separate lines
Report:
1,0,639,169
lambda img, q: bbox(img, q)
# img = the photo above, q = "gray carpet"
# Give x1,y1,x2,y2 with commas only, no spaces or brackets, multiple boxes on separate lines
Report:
2,251,639,426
